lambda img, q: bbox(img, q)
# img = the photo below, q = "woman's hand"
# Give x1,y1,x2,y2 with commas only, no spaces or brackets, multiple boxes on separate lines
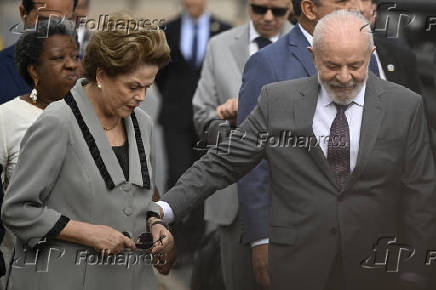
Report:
59,220,135,255
148,219,175,274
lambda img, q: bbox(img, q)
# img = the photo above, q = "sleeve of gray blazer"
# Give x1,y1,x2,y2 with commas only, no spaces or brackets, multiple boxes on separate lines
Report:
163,85,271,220
1,110,68,248
192,38,220,137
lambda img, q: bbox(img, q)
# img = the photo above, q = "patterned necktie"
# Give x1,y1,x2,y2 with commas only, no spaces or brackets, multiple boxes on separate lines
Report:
369,53,380,77
254,36,272,50
327,103,351,191
191,22,199,67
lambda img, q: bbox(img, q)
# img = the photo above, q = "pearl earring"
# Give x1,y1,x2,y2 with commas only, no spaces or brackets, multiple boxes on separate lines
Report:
30,79,38,103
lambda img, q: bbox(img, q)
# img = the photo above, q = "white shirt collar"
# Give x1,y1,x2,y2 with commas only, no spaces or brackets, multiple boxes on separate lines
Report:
319,82,366,108
298,23,313,46
249,21,279,44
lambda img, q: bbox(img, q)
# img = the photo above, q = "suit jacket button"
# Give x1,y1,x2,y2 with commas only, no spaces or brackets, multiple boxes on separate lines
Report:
123,208,133,216
330,227,338,235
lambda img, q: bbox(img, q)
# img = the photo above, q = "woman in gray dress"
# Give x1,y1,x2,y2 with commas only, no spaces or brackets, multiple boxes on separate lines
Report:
2,14,174,290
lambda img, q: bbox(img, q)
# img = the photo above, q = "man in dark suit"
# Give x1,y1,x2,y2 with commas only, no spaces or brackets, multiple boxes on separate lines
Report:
154,0,230,264
155,0,231,190
156,11,436,290
0,0,77,104
236,1,428,286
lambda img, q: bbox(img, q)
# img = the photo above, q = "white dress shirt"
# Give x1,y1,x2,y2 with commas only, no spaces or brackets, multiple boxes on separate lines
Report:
249,21,279,56
314,84,365,171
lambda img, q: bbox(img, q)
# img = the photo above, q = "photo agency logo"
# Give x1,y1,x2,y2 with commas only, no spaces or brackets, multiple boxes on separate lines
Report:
9,3,166,38
361,237,415,272
373,2,436,37
12,238,166,273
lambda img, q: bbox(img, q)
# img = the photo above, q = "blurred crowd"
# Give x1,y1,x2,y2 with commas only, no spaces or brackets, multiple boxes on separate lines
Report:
0,1,435,290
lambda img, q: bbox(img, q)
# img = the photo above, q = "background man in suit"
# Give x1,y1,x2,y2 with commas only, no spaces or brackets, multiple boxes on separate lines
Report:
0,0,77,104
156,10,436,290
72,0,91,58
236,1,429,286
192,0,293,288
154,0,230,264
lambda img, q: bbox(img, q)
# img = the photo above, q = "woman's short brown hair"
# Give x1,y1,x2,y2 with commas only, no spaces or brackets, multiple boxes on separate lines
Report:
83,12,170,82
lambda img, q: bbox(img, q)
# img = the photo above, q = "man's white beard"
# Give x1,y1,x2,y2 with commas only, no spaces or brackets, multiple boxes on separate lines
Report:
319,71,368,105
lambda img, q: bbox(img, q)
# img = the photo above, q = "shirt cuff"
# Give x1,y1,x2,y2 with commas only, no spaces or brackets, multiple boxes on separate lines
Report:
251,238,269,248
156,201,175,224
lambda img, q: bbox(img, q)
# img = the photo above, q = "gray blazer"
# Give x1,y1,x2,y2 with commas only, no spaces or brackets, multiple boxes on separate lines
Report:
2,80,160,290
165,74,436,290
192,22,293,226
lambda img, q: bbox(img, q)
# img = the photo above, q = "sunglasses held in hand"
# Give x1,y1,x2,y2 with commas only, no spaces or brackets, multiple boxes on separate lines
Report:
250,4,289,17
123,232,166,250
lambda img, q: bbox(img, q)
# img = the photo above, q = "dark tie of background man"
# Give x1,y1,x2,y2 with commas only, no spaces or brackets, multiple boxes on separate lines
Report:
254,36,272,50
191,22,199,67
328,103,351,191
369,53,380,78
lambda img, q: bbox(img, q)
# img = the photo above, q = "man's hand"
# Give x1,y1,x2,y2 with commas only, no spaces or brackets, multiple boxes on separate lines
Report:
252,243,270,290
216,98,238,124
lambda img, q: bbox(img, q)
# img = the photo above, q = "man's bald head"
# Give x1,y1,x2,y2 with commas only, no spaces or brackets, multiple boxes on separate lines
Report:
310,10,374,105
313,9,373,56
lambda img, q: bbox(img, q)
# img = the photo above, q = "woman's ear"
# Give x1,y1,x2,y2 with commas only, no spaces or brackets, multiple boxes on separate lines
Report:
95,68,105,86
301,0,318,21
27,64,38,86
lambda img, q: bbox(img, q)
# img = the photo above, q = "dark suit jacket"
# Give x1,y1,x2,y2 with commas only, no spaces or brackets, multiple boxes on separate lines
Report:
237,25,316,243
237,26,432,244
163,74,436,290
155,15,231,131
0,44,31,105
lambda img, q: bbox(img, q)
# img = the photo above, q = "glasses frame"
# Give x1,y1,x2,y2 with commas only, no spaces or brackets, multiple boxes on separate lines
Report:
250,3,289,17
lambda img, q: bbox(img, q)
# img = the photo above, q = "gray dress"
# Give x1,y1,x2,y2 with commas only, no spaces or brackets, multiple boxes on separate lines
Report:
1,79,160,290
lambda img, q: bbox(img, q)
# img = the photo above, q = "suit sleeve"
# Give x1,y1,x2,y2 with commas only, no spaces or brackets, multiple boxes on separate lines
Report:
237,52,276,243
1,111,69,248
192,38,220,137
162,85,271,219
400,96,436,283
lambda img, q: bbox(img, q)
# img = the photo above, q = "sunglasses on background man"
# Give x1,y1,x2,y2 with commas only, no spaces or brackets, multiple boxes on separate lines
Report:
250,3,289,16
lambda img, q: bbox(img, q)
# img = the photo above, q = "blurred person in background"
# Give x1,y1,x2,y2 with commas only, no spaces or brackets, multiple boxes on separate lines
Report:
0,0,78,105
288,0,298,25
191,0,292,289
154,0,231,267
0,18,81,288
72,0,91,58
1,14,174,290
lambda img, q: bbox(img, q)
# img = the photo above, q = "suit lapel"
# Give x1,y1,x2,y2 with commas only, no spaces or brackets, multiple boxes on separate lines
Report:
71,80,127,187
230,25,250,74
344,73,384,191
288,26,317,77
295,76,338,190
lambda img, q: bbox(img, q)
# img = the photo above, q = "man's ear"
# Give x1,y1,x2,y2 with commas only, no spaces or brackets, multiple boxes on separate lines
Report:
301,0,318,21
